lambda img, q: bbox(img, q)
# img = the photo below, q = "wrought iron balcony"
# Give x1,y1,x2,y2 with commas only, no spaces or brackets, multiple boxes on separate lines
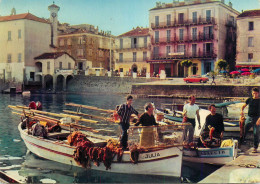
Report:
151,33,214,44
116,57,149,63
152,51,216,60
151,17,215,29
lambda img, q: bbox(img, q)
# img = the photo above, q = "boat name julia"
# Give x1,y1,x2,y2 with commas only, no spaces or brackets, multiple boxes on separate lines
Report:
144,152,160,159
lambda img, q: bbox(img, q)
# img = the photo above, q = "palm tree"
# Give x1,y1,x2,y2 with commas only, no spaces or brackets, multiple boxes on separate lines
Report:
181,59,193,77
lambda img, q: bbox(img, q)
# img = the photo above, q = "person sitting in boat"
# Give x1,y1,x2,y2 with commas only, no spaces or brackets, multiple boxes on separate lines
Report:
28,101,37,109
36,101,42,110
135,103,159,147
29,101,42,110
200,104,224,148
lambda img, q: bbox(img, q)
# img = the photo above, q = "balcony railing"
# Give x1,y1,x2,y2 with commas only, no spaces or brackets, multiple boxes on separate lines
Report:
152,51,216,59
151,17,215,29
117,58,149,63
226,21,236,28
151,33,214,44
116,44,150,51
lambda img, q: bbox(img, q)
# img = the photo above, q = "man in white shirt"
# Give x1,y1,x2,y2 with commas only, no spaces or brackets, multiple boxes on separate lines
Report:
183,95,201,144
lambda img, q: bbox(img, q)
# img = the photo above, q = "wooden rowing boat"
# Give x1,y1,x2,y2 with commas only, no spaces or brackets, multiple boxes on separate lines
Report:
17,120,185,177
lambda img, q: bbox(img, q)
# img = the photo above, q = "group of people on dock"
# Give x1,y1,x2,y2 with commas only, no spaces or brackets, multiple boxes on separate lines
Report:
116,87,260,153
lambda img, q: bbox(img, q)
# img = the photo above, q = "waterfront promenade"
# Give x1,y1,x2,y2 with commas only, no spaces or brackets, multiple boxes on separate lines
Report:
131,77,260,99
200,147,260,183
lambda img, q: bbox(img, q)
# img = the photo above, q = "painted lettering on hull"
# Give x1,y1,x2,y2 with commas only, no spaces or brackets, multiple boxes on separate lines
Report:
144,152,160,159
199,150,230,157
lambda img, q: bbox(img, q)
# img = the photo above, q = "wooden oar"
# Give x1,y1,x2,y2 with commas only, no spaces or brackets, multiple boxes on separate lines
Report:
63,110,114,122
12,111,59,124
12,111,99,133
65,103,114,113
9,105,99,124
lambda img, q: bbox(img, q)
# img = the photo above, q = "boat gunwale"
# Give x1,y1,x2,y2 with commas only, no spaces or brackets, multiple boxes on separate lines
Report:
18,122,184,154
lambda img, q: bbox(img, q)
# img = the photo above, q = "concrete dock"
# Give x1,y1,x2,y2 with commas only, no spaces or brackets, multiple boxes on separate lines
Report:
200,147,260,183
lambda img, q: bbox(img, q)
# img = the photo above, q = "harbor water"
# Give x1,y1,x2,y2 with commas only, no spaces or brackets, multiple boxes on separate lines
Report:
0,93,242,183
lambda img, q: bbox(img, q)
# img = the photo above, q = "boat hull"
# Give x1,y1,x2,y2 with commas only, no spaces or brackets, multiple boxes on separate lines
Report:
183,140,238,165
19,123,183,177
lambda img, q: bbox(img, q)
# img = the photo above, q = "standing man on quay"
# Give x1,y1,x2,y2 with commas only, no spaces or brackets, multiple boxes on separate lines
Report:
117,95,139,150
183,95,201,144
241,87,260,153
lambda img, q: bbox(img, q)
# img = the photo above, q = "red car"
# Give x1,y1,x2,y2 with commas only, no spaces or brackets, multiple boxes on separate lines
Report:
183,75,209,83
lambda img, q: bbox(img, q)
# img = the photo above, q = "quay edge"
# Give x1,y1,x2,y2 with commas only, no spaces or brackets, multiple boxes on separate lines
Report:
199,147,260,183
131,84,260,99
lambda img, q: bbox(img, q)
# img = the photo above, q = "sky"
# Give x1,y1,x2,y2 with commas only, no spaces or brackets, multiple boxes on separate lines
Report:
0,0,259,36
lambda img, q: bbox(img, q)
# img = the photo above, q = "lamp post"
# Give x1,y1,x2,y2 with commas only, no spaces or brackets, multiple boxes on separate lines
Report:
108,31,112,77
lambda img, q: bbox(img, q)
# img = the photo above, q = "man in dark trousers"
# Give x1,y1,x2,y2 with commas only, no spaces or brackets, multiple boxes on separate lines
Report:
117,95,138,150
241,87,260,153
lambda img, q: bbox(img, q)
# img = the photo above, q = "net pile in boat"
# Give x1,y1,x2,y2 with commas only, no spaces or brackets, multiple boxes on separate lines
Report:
68,132,125,170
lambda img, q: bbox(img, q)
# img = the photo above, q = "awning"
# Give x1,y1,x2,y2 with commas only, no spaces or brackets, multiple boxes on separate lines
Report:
235,64,260,68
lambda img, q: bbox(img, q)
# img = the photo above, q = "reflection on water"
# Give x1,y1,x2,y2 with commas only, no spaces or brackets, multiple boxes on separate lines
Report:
0,93,231,183
16,152,181,183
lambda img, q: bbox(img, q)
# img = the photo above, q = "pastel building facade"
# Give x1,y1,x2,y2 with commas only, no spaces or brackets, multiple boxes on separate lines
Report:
115,27,151,76
0,13,52,83
148,0,239,77
236,10,260,69
57,25,115,76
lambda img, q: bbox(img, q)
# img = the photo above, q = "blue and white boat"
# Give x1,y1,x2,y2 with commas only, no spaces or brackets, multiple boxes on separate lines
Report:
182,109,239,165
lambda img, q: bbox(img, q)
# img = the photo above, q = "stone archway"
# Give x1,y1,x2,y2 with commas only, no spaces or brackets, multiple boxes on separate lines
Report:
177,61,185,77
132,64,138,73
44,74,53,90
66,75,74,90
56,75,65,91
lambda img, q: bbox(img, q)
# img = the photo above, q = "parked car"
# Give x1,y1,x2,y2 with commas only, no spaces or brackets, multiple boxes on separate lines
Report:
183,75,209,83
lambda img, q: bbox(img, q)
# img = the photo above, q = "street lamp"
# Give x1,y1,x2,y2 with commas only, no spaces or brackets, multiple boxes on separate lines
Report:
108,31,112,77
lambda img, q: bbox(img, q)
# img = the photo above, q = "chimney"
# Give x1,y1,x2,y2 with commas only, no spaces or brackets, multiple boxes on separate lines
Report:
229,1,232,8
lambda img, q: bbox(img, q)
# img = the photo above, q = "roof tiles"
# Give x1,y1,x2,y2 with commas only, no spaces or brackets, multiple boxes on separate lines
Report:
34,52,71,60
238,10,260,18
118,27,149,37
0,13,48,24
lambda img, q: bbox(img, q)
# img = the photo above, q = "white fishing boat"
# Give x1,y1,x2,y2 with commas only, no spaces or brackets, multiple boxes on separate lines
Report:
17,120,185,177
182,109,239,165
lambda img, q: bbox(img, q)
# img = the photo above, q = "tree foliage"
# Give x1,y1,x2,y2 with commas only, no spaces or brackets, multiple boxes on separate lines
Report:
216,59,228,70
180,59,193,68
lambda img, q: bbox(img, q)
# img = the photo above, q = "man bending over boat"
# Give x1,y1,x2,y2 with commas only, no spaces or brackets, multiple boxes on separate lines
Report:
183,95,201,145
204,104,224,141
135,103,159,147
117,95,139,150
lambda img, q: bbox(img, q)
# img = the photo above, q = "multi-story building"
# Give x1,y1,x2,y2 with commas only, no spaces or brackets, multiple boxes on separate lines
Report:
236,10,260,69
0,11,52,83
57,25,115,75
148,0,239,77
115,27,150,76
